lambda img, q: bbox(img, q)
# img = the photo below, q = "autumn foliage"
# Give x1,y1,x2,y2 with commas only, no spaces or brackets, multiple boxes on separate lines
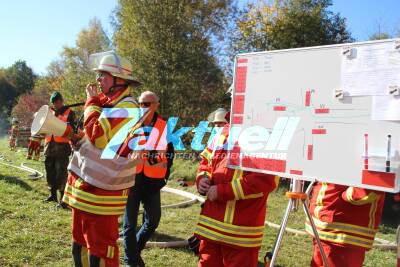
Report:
11,93,49,128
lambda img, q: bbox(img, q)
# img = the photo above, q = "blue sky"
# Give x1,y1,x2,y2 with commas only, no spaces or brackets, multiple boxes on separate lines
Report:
0,0,399,74
0,0,117,75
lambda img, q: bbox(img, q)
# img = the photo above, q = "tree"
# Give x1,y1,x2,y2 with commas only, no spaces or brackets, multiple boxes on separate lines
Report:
57,18,111,103
369,32,391,40
30,76,54,103
233,0,353,53
12,93,49,128
368,18,392,40
0,61,35,121
113,1,234,125
5,60,35,96
0,71,17,119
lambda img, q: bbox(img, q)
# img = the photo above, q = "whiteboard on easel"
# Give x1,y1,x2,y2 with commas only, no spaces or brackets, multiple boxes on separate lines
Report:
228,38,400,193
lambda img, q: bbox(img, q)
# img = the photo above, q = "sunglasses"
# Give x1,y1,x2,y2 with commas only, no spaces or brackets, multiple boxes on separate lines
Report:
139,102,152,107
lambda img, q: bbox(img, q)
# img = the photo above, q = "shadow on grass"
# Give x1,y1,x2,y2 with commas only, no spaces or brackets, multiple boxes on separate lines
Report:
149,231,187,243
147,232,196,254
0,174,32,191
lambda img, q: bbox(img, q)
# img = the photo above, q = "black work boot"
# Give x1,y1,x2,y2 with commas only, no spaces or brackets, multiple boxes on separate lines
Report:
57,190,68,209
45,194,57,202
44,188,57,202
57,202,68,209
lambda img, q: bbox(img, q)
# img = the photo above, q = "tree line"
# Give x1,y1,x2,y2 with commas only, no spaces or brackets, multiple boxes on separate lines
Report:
1,0,398,132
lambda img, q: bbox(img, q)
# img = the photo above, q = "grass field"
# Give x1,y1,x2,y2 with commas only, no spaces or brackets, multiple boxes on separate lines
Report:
0,138,397,266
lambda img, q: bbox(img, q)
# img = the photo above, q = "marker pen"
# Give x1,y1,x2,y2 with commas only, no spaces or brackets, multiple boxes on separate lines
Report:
386,135,391,172
364,134,368,169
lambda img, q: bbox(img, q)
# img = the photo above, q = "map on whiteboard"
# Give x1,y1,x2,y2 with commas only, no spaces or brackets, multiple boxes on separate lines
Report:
228,39,400,193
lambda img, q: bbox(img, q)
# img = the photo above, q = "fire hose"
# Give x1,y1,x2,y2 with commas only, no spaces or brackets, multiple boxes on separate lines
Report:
0,153,396,251
0,153,43,179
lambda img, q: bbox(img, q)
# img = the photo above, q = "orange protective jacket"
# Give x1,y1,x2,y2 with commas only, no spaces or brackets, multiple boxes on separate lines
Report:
306,182,385,250
194,124,279,248
63,88,139,216
45,107,72,143
135,114,168,179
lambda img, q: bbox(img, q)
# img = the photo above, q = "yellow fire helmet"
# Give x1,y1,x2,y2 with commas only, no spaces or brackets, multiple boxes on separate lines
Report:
89,51,141,87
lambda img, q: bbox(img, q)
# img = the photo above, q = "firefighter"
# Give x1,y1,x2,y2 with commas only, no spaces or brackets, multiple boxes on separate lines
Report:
193,113,279,267
26,134,42,160
62,51,142,267
123,91,174,267
44,92,76,207
9,118,19,151
306,182,385,267
208,108,229,128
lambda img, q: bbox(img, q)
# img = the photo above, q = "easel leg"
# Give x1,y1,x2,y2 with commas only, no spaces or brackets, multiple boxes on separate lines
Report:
269,199,294,266
302,199,330,267
266,180,330,267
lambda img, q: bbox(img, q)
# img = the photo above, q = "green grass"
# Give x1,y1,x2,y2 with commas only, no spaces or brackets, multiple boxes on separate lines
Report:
169,154,199,182
0,138,397,266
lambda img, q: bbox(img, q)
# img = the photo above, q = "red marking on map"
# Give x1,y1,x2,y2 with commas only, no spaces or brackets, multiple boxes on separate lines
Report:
237,58,248,63
235,67,247,93
231,115,243,125
307,145,313,160
242,156,286,172
233,95,245,114
362,170,395,189
305,91,311,107
290,170,303,175
312,129,327,135
314,108,330,114
273,106,286,111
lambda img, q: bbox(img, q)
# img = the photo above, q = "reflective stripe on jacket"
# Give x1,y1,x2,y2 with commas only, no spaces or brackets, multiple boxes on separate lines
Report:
194,124,279,248
68,138,142,190
63,175,129,215
306,182,385,250
64,89,141,215
68,96,141,190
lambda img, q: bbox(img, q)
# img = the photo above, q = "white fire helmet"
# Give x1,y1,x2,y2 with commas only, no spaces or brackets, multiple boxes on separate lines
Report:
89,51,141,87
208,108,228,123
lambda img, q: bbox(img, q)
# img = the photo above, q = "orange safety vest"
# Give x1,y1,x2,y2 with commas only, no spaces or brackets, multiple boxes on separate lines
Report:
135,115,168,179
45,108,71,144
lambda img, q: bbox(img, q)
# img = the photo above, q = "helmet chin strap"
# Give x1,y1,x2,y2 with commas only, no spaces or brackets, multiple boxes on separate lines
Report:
101,76,129,94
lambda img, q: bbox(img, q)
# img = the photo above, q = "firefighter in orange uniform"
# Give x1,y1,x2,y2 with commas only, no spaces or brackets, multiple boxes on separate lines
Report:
306,182,385,267
26,134,42,160
9,118,19,151
194,110,279,267
44,92,76,205
62,51,142,267
208,108,229,128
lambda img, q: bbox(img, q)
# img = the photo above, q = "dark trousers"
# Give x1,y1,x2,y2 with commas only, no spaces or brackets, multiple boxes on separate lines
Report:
45,155,69,197
123,185,161,266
